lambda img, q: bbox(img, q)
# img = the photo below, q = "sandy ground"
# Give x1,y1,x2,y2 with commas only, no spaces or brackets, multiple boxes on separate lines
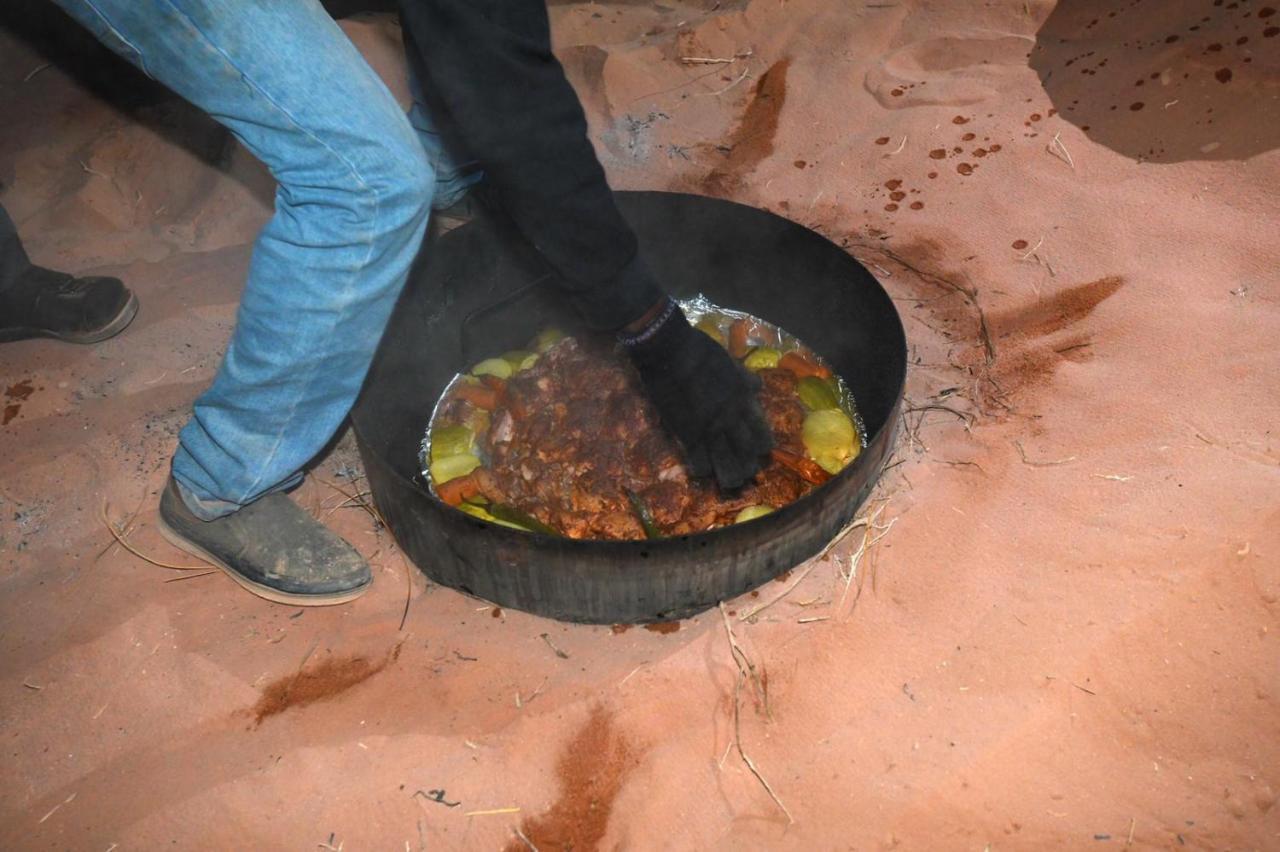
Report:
2,1,1278,849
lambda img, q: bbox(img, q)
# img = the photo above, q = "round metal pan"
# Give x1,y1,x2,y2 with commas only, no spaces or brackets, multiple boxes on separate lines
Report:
350,191,906,623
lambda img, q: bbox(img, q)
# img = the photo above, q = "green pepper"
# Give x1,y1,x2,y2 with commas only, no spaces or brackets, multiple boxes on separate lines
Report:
430,452,481,484
457,502,528,531
625,489,662,540
458,502,497,521
734,505,774,524
796,375,840,410
695,316,726,346
471,357,512,380
487,503,561,536
430,424,475,463
743,347,782,371
533,327,565,353
802,409,859,474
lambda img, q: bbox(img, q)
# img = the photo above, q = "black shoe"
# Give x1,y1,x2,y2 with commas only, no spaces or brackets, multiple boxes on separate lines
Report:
0,266,138,344
157,478,372,606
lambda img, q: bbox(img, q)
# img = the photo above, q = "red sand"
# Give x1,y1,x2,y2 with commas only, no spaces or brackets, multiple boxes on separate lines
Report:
2,2,1278,848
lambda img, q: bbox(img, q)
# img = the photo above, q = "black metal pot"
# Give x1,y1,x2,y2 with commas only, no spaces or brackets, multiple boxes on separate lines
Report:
350,191,906,623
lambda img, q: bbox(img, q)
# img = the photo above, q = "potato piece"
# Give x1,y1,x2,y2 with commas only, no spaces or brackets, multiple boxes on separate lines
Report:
430,452,482,484
533,327,565,353
734,505,774,523
471,358,513,379
502,350,539,372
430,424,475,463
744,347,782,371
801,409,859,474
796,376,840,410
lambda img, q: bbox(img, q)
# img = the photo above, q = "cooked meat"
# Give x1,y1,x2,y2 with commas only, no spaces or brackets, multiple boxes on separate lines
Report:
451,335,822,540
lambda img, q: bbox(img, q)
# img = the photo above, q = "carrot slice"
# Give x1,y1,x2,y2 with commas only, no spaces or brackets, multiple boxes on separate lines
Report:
481,374,509,405
771,448,832,485
455,383,499,410
728,319,751,359
437,471,482,506
778,351,832,380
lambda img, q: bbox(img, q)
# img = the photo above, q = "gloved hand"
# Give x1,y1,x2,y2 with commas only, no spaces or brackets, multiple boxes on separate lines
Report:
622,298,774,490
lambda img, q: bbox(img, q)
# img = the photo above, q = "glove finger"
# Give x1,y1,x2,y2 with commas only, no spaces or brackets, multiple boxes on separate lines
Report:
738,397,775,457
709,429,760,491
684,439,714,479
728,415,771,481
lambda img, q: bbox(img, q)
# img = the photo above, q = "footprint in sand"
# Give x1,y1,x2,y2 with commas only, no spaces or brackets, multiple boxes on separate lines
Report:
866,33,1036,108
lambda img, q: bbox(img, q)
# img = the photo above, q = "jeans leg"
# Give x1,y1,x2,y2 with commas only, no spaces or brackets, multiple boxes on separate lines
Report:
404,51,482,210
56,0,434,518
0,204,33,298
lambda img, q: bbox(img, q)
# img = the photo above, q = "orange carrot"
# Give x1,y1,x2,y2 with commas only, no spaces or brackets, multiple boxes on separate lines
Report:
437,472,482,506
778,351,832,380
455,383,499,410
771,448,832,485
728,319,751,359
481,374,510,405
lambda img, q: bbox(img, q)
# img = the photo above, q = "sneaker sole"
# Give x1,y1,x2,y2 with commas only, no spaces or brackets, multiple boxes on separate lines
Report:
156,513,371,607
0,291,139,345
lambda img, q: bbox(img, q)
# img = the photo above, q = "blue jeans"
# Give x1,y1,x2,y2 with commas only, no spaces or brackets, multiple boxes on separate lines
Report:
409,62,483,211
56,0,474,518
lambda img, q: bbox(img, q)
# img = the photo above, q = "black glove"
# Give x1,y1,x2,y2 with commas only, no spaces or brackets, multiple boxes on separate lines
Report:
623,298,774,490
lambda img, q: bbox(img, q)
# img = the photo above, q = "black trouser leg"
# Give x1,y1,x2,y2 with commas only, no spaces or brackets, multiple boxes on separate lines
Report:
397,0,661,329
0,204,34,301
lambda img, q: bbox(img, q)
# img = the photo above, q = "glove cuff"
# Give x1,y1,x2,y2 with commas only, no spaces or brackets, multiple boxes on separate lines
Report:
617,295,679,347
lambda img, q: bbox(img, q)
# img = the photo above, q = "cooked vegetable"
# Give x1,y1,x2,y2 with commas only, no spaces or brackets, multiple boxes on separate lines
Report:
455,382,500,410
488,503,561,536
625,489,662,539
695,316,726,346
728,319,751,359
460,406,491,436
771,447,832,485
734,505,774,524
802,409,858,474
430,452,482,485
458,502,529,531
436,470,482,506
533,327,565,353
472,358,513,379
796,375,840,411
426,303,860,539
743,347,781,371
502,350,539,372
458,502,497,521
430,424,475,463
779,351,832,380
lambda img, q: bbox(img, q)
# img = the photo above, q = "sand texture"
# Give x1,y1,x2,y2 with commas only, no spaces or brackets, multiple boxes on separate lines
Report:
1,1,1277,848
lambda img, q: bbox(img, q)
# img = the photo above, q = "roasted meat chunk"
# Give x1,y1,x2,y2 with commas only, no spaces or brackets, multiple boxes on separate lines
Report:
451,336,822,540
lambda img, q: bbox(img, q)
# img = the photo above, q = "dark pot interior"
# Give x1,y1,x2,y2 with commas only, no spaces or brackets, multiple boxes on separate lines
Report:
350,191,907,623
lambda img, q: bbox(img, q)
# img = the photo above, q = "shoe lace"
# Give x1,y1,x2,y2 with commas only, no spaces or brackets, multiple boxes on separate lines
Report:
55,276,92,296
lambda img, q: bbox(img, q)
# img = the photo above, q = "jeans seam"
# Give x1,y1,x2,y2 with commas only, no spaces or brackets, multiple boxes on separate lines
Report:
151,0,383,504
74,2,152,76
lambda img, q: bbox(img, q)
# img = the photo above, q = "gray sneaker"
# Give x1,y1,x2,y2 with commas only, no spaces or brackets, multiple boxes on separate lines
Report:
157,478,372,606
